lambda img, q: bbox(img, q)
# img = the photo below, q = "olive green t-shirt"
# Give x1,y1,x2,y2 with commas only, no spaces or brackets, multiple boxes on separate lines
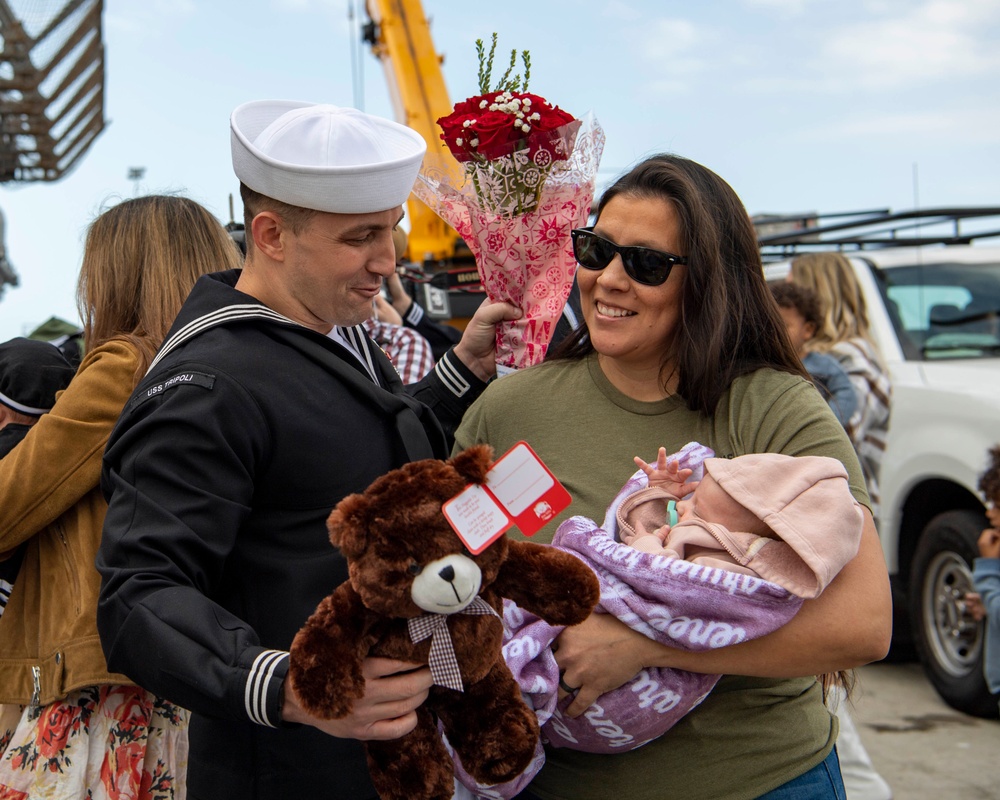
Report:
454,353,868,800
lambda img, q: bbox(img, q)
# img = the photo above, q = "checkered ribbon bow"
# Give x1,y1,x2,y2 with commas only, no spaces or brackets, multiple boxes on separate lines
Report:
408,597,499,691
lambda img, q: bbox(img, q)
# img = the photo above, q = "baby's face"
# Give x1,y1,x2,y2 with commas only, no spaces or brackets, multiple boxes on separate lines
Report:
987,504,1000,528
675,473,773,536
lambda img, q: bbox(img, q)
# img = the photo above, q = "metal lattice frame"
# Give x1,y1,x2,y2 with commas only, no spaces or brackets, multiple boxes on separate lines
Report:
756,207,1000,263
0,0,106,183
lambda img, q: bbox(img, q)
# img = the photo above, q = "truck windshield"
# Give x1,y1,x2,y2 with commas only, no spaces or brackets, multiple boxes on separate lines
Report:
878,262,1000,361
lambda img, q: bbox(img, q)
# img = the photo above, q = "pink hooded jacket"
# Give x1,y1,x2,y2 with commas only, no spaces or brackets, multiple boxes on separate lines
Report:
617,453,863,598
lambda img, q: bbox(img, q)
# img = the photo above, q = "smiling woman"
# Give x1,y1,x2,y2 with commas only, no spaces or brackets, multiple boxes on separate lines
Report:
574,194,688,400
453,153,893,800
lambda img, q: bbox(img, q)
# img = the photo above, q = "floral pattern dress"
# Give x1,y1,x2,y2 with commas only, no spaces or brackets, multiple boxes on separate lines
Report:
0,685,188,800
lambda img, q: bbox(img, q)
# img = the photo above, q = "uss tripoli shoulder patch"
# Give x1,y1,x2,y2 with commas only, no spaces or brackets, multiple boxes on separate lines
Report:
133,370,215,408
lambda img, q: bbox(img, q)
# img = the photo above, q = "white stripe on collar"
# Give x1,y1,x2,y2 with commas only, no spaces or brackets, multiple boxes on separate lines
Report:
331,325,380,385
148,304,297,374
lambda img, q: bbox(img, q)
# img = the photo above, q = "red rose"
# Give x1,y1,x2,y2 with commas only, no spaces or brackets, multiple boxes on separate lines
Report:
438,91,576,163
468,109,522,157
438,110,479,162
36,703,75,760
518,93,575,132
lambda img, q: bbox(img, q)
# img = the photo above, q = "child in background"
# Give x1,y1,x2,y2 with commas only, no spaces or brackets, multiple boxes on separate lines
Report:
972,445,1000,714
771,281,857,427
0,337,76,616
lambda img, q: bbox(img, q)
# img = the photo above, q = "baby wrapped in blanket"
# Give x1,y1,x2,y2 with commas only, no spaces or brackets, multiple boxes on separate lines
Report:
455,443,863,799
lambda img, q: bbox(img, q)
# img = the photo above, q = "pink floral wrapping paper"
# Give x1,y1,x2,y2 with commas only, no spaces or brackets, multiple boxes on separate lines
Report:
414,113,605,374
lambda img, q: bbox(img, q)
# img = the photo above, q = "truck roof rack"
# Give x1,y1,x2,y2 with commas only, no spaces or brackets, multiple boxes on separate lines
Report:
755,207,1000,261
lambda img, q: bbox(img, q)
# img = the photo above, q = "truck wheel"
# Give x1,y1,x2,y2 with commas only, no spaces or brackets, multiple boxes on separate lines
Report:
909,509,998,718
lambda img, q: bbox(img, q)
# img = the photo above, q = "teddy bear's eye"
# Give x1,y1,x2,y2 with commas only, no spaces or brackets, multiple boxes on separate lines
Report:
407,561,423,576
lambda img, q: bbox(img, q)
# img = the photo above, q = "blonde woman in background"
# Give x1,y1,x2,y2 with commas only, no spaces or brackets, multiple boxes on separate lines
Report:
788,252,892,518
788,251,894,800
0,195,243,799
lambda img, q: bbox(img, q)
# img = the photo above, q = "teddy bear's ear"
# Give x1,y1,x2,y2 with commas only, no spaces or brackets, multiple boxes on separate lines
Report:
327,492,370,558
448,444,495,485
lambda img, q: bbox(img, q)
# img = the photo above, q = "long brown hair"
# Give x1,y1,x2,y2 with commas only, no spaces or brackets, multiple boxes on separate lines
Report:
551,154,805,414
76,195,243,381
789,253,874,348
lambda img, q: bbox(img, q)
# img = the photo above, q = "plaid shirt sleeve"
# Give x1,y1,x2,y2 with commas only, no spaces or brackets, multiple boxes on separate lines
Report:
363,318,435,384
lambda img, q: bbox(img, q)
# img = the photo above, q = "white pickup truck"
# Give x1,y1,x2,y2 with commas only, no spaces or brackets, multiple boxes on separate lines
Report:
760,209,1000,718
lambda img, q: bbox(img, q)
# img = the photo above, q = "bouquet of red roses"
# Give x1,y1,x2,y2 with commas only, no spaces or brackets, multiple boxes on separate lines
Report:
413,35,604,374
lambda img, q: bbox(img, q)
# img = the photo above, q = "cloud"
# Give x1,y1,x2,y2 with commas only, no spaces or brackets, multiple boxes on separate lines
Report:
269,0,345,11
105,0,196,33
634,16,706,84
797,107,1000,145
640,17,700,58
600,1,644,23
820,0,1000,89
740,0,820,15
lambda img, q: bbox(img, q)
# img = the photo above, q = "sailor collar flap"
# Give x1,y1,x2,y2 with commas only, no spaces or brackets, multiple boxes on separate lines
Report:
145,302,442,463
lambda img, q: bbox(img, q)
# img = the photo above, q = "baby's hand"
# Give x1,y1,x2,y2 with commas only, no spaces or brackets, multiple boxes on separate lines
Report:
634,447,693,494
622,522,672,549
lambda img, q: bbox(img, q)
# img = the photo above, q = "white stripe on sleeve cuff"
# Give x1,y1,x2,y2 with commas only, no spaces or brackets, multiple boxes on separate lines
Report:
245,649,288,727
434,351,471,398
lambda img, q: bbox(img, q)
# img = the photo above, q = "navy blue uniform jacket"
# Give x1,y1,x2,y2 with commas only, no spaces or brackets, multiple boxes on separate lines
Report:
97,270,487,800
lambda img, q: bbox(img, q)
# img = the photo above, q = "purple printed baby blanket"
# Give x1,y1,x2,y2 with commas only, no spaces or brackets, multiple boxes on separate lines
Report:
454,443,805,798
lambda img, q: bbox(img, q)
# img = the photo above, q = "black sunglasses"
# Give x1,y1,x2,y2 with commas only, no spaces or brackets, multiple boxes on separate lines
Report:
570,227,688,286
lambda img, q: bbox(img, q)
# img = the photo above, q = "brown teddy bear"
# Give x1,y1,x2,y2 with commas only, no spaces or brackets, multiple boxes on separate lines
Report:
288,444,600,800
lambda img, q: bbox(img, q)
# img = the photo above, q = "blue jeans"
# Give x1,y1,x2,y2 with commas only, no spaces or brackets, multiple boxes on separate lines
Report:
511,747,845,800
757,748,846,800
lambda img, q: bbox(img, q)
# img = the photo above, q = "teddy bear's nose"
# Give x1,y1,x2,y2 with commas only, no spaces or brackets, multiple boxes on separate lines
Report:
438,565,456,582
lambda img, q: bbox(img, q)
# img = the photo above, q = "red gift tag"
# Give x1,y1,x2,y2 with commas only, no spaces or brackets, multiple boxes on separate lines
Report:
442,441,571,553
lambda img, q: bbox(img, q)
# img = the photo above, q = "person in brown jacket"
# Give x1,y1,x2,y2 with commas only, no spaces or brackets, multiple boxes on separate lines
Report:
0,195,243,799
0,337,77,617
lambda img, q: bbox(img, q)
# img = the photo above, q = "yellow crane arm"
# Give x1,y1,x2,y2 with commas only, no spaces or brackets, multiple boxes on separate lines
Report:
363,0,461,262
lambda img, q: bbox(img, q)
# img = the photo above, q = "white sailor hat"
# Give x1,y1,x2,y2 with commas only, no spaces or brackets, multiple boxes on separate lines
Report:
0,337,76,416
230,100,427,214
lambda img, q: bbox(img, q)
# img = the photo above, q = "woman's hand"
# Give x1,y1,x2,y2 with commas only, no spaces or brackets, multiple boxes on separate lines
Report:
553,613,657,717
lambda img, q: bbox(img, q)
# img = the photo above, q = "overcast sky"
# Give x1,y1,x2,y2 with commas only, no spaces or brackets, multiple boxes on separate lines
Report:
1,0,998,340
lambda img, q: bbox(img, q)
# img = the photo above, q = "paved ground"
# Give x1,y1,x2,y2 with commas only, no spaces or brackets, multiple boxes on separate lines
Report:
850,661,1000,799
